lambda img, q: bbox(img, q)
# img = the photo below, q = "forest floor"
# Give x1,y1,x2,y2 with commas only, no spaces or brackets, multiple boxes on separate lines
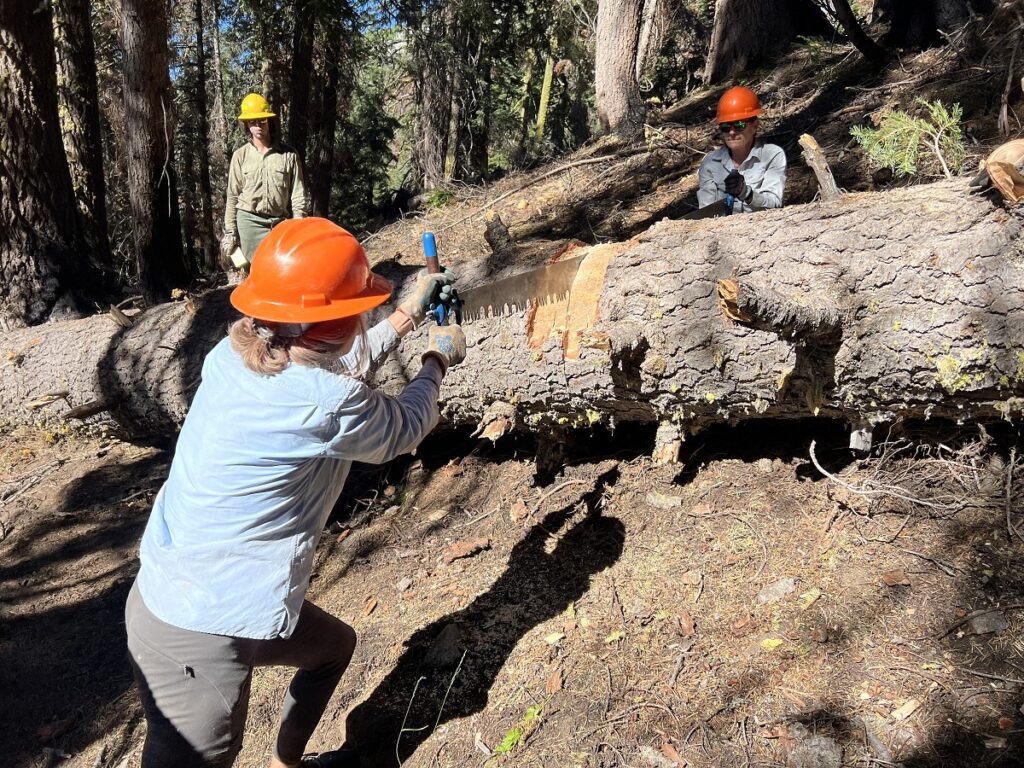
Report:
3,26,1024,768
2,420,1023,768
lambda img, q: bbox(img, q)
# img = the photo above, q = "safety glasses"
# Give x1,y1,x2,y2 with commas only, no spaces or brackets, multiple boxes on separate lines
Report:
718,120,750,133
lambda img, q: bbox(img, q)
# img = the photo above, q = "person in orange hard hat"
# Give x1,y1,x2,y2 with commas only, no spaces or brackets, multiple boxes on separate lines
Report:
697,86,786,213
221,93,308,270
126,218,462,768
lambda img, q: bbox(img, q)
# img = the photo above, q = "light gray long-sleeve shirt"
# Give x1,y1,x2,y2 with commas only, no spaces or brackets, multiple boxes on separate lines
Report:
697,142,787,213
138,320,441,640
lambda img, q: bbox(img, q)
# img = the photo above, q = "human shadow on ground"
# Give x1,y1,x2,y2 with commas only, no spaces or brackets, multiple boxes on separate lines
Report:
342,465,625,767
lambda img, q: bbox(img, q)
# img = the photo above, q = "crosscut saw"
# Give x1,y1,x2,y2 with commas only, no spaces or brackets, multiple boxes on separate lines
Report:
421,200,730,323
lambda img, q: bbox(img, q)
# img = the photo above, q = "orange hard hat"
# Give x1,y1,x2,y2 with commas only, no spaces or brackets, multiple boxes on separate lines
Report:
230,218,392,323
715,86,762,123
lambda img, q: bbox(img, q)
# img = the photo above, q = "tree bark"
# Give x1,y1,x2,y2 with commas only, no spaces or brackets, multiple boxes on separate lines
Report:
192,0,216,272
3,180,1022,440
0,0,99,327
595,0,646,137
451,16,489,182
412,5,453,190
874,0,975,49
635,0,663,81
209,0,231,174
52,0,113,271
307,22,345,217
704,0,832,84
287,0,315,163
120,0,191,304
826,0,886,63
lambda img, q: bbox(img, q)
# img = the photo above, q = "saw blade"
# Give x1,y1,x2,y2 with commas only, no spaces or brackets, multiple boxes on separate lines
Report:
680,199,730,220
457,253,588,322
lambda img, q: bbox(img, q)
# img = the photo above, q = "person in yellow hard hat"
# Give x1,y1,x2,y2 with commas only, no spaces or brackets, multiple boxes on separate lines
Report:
221,93,308,271
697,86,786,213
126,217,463,768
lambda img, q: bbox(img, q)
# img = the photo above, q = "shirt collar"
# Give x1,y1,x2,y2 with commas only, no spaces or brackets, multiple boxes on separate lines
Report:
714,140,764,167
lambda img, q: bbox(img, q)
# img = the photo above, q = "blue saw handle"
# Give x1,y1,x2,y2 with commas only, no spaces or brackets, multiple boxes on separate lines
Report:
422,232,440,274
724,193,735,214
421,231,462,325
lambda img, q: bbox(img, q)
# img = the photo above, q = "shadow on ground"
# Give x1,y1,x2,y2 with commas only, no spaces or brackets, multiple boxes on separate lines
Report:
342,465,625,767
0,451,167,767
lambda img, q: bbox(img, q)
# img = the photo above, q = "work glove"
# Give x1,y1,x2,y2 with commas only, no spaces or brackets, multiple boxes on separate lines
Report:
399,268,457,325
422,324,466,374
219,232,239,267
724,169,746,198
220,231,238,255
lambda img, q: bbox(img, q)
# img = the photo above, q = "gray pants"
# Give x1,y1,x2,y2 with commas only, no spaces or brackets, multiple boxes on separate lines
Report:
125,582,356,767
236,209,285,263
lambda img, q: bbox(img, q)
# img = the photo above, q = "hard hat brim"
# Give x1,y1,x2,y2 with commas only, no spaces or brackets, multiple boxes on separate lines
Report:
230,272,393,324
716,107,762,123
239,110,277,120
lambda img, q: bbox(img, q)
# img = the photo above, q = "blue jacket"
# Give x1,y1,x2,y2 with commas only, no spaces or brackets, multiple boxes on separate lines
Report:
137,320,441,639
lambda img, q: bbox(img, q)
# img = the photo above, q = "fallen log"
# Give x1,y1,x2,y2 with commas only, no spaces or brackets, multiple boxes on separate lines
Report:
1,179,1022,445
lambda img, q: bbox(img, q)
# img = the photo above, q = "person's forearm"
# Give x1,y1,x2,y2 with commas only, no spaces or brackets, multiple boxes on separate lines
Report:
388,308,415,338
224,194,237,234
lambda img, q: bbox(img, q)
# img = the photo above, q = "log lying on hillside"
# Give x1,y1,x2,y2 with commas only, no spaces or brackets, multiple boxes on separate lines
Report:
2,179,1022,443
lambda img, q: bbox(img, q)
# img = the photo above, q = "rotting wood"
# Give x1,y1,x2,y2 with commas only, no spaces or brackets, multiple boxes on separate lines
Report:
798,134,842,201
1,179,1022,440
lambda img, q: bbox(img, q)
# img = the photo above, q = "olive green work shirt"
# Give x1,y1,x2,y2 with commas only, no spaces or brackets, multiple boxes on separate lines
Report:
224,142,307,234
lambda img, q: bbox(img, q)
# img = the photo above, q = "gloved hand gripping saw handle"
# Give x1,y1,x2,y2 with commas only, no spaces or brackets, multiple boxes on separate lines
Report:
421,232,462,325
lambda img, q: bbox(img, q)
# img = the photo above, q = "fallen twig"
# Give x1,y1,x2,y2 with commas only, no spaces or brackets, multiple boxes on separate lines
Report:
809,440,971,513
957,666,1024,686
532,479,588,516
897,547,960,577
1006,446,1018,542
0,460,63,509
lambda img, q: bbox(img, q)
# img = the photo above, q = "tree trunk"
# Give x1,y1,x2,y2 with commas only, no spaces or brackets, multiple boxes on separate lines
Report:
288,0,315,163
121,0,190,304
192,0,216,272
52,0,113,271
704,0,832,84
4,181,1022,441
209,0,231,174
595,0,646,137
827,0,886,63
307,23,345,217
250,0,285,111
0,0,99,327
535,47,556,142
874,0,974,49
451,20,489,182
412,5,453,190
635,0,663,81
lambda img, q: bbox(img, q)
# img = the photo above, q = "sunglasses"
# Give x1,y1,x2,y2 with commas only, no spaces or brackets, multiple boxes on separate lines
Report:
719,120,751,133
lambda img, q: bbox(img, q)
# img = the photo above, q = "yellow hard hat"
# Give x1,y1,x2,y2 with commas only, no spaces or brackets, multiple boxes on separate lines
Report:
238,93,275,121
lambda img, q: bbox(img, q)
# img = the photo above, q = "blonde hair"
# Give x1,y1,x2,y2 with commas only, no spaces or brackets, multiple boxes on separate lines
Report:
229,315,370,378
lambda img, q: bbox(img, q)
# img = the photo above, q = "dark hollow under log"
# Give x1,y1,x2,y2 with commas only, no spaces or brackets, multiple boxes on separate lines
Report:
2,179,1022,443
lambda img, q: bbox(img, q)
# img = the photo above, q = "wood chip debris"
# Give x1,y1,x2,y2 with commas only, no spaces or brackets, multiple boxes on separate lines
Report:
881,569,911,586
442,536,491,564
890,698,921,720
